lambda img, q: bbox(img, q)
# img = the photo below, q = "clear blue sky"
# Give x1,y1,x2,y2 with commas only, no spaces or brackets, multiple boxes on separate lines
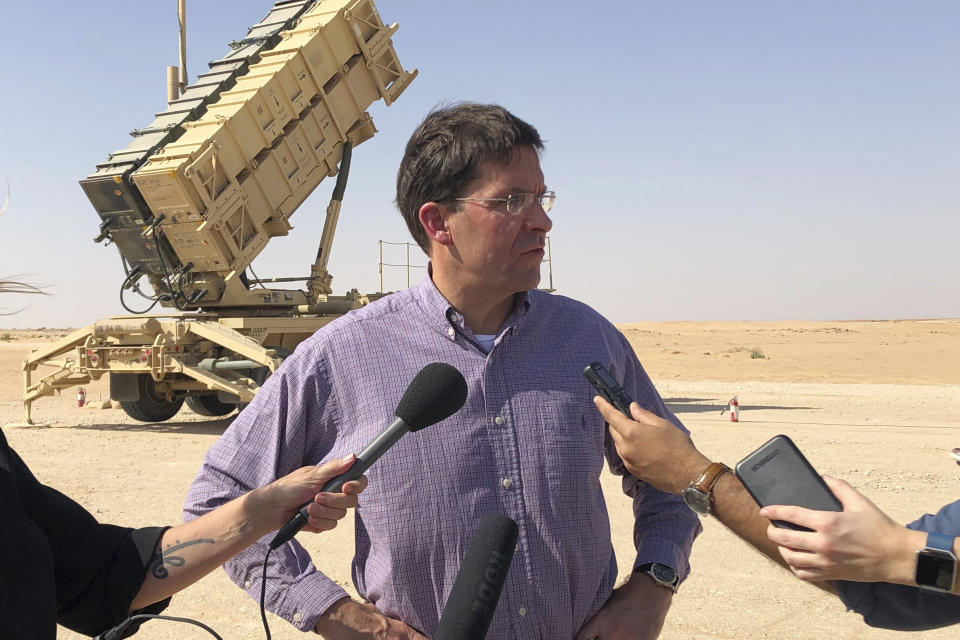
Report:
1,1,957,327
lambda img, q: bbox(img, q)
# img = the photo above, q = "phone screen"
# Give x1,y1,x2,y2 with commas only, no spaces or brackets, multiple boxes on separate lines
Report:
594,366,620,391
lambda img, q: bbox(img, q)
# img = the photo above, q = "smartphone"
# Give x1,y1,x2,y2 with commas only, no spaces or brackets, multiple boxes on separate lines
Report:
735,434,842,531
583,361,633,417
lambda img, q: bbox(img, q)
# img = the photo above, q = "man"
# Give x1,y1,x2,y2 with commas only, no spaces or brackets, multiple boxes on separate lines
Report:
593,397,960,631
184,103,700,639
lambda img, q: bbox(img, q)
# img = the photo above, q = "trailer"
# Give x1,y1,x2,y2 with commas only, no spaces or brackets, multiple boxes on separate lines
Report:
19,0,416,425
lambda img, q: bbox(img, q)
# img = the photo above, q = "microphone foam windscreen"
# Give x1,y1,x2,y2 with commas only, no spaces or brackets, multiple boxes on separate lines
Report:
434,513,519,640
395,362,468,431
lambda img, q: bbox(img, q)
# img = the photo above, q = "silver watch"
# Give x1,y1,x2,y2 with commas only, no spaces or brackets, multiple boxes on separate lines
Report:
637,562,679,592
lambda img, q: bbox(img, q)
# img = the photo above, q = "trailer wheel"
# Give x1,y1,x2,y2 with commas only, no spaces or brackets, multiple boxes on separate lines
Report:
119,375,185,423
185,394,236,417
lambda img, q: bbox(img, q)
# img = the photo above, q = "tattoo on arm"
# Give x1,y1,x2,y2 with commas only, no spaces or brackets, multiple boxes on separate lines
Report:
149,538,215,579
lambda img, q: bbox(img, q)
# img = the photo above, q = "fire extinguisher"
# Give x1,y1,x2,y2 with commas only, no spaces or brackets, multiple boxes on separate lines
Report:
77,388,86,407
720,396,739,422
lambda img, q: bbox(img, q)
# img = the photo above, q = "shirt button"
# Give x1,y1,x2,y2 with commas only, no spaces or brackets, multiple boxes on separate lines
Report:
446,326,455,337
244,580,252,588
502,478,513,489
293,612,302,622
519,606,527,617
493,416,504,426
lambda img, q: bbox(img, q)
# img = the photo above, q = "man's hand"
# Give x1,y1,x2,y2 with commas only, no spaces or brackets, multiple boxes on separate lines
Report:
760,476,922,585
314,599,428,640
595,396,711,495
576,573,674,640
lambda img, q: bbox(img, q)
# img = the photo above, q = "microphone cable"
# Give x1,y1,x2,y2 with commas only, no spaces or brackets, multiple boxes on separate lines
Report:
260,547,275,640
97,550,275,640
94,613,223,640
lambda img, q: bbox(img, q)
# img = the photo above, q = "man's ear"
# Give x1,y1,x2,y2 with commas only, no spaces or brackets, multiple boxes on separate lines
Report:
418,202,453,248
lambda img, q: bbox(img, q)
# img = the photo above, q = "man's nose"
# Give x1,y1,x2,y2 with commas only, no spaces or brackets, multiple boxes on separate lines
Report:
523,200,553,233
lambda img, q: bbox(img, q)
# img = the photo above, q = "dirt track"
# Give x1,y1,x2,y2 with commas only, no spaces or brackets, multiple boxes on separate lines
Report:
2,320,958,639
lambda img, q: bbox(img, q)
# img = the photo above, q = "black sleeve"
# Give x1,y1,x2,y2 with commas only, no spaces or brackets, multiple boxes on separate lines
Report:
12,445,172,636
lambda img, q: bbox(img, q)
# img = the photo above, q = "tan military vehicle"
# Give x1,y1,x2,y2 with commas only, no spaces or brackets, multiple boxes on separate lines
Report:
19,0,417,424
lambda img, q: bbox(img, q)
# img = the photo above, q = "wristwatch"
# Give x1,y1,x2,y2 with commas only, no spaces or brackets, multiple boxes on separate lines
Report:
915,532,957,592
681,462,732,516
636,562,679,592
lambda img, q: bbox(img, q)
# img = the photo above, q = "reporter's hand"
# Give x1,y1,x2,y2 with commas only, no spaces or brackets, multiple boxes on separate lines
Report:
253,455,368,533
760,476,922,584
314,598,428,639
595,396,711,494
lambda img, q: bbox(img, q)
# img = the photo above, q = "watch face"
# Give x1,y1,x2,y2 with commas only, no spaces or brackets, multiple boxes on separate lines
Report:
682,487,710,514
651,563,678,585
917,549,957,592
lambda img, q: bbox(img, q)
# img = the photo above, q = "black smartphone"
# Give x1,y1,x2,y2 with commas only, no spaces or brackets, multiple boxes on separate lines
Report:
583,362,633,417
735,434,842,531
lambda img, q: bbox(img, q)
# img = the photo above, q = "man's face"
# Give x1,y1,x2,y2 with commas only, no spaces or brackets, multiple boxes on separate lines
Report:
442,145,553,298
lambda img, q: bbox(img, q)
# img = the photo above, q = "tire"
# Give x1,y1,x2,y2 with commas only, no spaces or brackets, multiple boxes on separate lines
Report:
119,375,185,423
185,394,236,417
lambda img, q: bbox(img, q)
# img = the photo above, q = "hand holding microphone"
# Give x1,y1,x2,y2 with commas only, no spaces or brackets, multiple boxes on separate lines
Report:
270,362,469,549
253,455,368,534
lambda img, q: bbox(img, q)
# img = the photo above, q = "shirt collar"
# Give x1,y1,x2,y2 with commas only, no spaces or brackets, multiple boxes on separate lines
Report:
416,264,532,339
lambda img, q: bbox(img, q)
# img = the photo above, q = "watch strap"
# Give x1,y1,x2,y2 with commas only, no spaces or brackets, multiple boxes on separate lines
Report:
693,462,732,495
927,532,956,554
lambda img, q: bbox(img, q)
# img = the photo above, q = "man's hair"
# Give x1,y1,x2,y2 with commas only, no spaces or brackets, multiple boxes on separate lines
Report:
395,103,544,253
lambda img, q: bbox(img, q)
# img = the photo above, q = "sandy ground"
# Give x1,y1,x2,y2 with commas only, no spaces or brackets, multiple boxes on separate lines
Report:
1,319,959,639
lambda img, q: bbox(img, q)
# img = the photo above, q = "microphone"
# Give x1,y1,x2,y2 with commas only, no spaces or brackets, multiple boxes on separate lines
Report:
269,362,468,549
434,513,519,640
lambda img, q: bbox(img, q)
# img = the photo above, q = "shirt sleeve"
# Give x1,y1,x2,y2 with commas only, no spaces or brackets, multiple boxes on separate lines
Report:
835,499,960,630
604,348,703,582
11,444,171,637
182,343,350,632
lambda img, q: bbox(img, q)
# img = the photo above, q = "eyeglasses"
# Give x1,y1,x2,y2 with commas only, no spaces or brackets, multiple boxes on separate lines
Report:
451,191,556,215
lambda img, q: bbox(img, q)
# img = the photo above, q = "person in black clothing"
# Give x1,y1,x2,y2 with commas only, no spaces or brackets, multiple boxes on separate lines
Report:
0,427,366,639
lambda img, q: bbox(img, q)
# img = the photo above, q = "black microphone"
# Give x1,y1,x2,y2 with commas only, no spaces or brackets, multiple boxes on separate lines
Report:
434,513,519,640
269,362,468,550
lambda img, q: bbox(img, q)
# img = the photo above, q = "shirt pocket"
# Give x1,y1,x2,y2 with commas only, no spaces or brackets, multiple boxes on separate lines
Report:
537,393,606,510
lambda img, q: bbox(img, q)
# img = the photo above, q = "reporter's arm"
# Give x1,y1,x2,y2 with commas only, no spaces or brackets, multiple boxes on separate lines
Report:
761,482,960,595
595,396,835,595
131,456,365,610
796,498,960,631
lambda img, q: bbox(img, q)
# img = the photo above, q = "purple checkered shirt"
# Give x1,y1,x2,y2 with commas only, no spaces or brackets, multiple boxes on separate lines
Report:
183,275,701,638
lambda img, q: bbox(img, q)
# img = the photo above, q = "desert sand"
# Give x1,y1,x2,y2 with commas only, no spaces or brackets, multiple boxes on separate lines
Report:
2,319,959,639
